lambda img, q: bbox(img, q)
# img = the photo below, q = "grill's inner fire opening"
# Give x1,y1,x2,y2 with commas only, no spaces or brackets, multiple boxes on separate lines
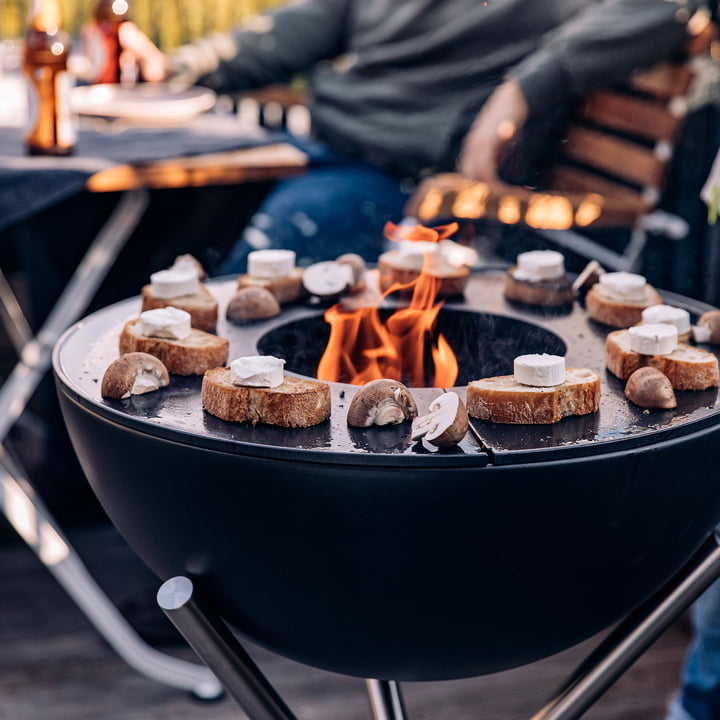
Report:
257,309,567,387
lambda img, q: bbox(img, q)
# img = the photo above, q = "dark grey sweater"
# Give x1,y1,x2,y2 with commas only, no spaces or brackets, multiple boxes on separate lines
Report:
177,0,707,177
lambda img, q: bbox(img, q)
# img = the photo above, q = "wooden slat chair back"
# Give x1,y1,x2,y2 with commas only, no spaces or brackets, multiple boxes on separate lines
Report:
405,20,716,271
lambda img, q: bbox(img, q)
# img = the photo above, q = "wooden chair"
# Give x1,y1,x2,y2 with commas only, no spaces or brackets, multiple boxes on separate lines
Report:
405,18,717,272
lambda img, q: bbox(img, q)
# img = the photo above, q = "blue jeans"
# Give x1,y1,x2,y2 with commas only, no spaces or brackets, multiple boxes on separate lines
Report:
667,579,720,720
218,136,413,274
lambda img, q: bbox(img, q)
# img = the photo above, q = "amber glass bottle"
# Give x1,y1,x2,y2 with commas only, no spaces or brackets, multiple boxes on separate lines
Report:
83,0,135,85
23,0,75,156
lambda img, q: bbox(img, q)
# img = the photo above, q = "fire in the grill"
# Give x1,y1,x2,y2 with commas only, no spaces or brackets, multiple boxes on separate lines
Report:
317,222,463,388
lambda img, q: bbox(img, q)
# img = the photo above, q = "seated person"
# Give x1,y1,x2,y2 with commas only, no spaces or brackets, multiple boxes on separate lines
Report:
667,577,720,720
123,0,711,272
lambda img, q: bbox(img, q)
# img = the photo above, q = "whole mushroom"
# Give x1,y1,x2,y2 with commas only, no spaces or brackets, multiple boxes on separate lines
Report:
624,367,676,409
101,352,170,399
411,392,469,448
346,379,418,427
226,286,281,323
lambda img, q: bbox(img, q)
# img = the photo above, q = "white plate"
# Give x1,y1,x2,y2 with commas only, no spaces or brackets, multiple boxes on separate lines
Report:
70,83,216,125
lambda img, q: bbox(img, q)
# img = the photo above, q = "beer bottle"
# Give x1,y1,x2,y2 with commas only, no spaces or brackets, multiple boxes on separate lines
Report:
23,0,76,156
83,0,135,85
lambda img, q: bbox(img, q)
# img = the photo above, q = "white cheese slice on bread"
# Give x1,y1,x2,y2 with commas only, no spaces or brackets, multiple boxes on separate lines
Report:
119,318,228,376
466,368,601,424
606,329,719,390
141,281,218,332
202,368,331,427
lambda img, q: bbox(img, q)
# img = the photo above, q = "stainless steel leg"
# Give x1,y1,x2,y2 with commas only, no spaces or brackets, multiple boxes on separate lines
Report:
366,679,407,720
158,576,298,720
532,529,720,720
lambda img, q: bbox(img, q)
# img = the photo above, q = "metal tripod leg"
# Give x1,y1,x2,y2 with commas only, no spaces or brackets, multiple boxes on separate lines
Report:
158,576,298,719
532,529,720,720
0,188,221,697
366,679,407,720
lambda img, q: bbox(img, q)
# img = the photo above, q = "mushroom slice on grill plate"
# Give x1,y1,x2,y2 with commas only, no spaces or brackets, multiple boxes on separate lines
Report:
346,379,418,427
411,392,469,448
101,352,170,399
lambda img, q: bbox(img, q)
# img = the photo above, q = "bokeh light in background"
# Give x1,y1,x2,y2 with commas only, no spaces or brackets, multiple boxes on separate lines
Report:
0,0,281,48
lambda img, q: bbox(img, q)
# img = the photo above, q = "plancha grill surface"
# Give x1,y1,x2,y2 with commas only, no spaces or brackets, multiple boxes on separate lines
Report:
53,269,720,680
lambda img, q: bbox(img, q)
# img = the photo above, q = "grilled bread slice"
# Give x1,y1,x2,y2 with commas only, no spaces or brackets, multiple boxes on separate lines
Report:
467,368,601,424
119,319,228,376
504,267,575,307
141,283,218,332
377,250,469,296
606,329,719,390
236,267,306,305
202,368,331,427
585,283,662,327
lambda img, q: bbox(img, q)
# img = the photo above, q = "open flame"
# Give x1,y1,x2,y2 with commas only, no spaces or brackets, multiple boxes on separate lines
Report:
317,222,460,388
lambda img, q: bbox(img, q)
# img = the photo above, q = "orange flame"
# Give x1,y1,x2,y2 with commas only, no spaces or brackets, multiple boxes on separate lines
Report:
317,224,460,388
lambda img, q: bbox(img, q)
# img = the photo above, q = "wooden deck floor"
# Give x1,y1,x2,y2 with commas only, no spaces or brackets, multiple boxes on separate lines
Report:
0,521,690,720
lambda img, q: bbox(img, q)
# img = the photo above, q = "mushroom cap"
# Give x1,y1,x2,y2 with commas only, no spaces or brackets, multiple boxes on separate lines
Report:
624,367,676,409
101,352,170,399
699,310,720,344
226,286,281,323
346,378,418,427
411,392,469,448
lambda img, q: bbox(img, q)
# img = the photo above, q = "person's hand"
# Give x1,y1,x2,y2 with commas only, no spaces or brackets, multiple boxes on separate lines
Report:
118,22,169,82
458,79,529,182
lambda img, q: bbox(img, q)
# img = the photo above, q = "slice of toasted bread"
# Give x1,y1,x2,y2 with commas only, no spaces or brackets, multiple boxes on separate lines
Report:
141,283,218,332
237,268,306,305
606,329,719,390
585,284,662,327
202,368,331,427
119,319,228,376
377,250,469,296
503,267,575,307
467,368,601,424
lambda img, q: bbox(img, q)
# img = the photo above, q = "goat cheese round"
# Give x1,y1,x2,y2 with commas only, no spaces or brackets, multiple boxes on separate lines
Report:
597,271,647,302
150,265,199,299
629,323,678,355
513,250,565,282
230,355,285,388
641,304,690,335
514,353,566,387
247,250,296,279
140,307,192,340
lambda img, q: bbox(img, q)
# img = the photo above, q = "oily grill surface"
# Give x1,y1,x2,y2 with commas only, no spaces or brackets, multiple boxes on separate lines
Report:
54,269,720,465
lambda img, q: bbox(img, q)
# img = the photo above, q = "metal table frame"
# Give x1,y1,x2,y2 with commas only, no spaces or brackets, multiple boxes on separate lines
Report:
0,188,223,698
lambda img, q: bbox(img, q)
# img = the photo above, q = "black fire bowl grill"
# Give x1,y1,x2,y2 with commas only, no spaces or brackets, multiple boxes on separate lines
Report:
53,269,720,681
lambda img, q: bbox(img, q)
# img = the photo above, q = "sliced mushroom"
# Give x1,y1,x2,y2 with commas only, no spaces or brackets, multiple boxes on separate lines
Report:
101,352,170,399
696,310,720,344
303,260,355,298
346,379,418,427
226,286,281,323
411,392,469,448
336,253,367,291
624,367,676,409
